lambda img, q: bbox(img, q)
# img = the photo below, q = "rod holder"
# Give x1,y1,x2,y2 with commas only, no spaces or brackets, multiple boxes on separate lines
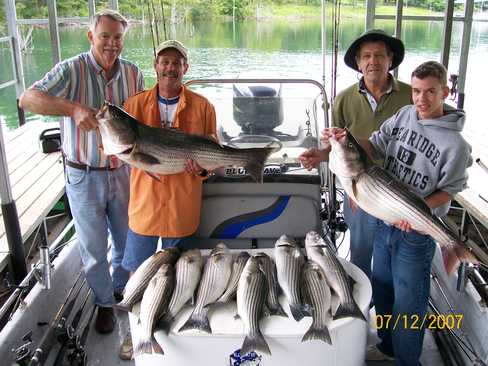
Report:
32,247,52,290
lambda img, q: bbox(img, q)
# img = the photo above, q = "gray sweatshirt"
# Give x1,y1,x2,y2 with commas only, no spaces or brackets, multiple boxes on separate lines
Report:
370,104,472,216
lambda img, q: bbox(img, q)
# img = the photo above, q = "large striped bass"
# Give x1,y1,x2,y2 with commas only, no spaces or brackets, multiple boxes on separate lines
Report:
134,264,174,356
274,235,306,321
178,243,233,333
301,261,332,345
237,256,271,355
305,231,365,322
115,248,179,311
328,129,486,273
160,249,203,332
96,102,278,182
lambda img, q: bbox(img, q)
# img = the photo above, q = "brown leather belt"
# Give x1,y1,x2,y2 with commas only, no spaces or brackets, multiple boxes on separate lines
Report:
65,159,116,171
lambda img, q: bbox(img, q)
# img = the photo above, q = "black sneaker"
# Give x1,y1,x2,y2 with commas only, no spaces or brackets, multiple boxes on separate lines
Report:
95,306,115,334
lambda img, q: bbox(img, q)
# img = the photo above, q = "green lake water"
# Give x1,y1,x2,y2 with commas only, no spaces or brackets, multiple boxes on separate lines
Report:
1,17,487,154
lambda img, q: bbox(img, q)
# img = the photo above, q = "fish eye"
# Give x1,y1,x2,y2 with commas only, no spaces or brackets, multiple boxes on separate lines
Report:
348,142,354,148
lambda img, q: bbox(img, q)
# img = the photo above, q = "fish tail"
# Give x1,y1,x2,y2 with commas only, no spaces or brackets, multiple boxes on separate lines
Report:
245,147,275,183
151,336,164,355
269,303,288,317
333,301,366,321
241,330,272,356
113,302,131,312
178,310,212,334
302,324,332,345
134,336,163,356
289,303,307,321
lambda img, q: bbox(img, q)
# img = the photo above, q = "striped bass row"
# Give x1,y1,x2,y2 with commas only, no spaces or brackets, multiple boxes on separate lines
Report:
328,129,488,273
96,102,279,182
113,241,365,356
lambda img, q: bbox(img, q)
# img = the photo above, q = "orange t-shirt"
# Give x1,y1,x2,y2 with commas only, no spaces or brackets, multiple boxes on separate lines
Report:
123,84,216,237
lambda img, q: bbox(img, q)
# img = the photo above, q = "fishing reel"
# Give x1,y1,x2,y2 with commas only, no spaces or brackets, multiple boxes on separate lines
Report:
55,317,76,344
67,347,87,366
11,331,33,366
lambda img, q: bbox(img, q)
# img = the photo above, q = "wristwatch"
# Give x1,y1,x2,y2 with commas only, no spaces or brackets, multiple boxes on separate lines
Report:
199,169,208,177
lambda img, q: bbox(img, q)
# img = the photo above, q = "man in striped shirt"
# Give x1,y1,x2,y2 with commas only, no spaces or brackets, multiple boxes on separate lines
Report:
19,10,144,334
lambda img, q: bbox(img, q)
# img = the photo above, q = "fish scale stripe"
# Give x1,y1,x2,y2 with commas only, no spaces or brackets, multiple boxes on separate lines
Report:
367,169,452,241
143,141,250,162
247,275,259,333
263,258,279,306
313,270,330,326
196,261,217,312
168,260,189,314
323,248,353,303
245,273,264,334
360,174,452,244
141,275,170,338
124,256,163,305
221,258,247,300
307,271,324,326
362,175,428,227
284,253,301,303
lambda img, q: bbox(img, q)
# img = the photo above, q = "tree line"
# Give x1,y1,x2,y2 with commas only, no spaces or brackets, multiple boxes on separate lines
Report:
1,0,471,32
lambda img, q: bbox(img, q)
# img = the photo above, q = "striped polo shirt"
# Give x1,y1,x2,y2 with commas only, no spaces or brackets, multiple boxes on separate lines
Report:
32,50,144,168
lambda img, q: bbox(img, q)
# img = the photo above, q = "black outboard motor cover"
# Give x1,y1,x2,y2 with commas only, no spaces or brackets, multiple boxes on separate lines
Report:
233,84,283,134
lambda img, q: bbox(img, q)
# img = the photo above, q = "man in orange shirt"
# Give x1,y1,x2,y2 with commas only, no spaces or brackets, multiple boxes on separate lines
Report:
121,40,216,272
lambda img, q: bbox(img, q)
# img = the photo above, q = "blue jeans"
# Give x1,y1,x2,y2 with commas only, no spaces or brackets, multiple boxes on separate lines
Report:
122,228,187,272
343,195,378,279
372,221,436,366
65,165,130,306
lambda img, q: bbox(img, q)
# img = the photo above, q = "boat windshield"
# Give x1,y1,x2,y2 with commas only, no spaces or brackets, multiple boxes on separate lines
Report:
187,79,327,179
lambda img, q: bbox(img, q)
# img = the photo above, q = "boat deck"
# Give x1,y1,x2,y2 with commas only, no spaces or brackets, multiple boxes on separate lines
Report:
0,120,65,271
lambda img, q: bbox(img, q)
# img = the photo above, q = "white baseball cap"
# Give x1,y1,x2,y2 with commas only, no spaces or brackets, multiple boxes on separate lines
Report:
155,39,188,60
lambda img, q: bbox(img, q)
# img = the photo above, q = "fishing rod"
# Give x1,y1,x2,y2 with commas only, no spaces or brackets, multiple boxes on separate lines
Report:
52,286,92,366
160,0,168,41
27,272,85,366
428,298,486,365
430,273,486,365
330,0,342,103
66,302,97,366
147,1,157,59
150,0,161,45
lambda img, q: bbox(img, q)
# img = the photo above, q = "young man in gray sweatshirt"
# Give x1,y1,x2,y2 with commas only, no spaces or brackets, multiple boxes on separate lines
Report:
321,61,471,365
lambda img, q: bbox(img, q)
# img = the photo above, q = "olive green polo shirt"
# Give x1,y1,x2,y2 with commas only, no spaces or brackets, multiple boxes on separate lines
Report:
332,76,412,139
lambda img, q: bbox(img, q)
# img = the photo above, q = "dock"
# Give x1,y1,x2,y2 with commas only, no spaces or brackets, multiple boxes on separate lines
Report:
0,120,65,272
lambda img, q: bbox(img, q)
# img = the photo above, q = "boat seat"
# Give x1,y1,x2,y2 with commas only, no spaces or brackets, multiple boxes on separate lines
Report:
187,182,322,249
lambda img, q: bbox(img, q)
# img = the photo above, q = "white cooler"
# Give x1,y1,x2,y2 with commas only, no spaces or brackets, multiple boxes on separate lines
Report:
129,251,372,366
